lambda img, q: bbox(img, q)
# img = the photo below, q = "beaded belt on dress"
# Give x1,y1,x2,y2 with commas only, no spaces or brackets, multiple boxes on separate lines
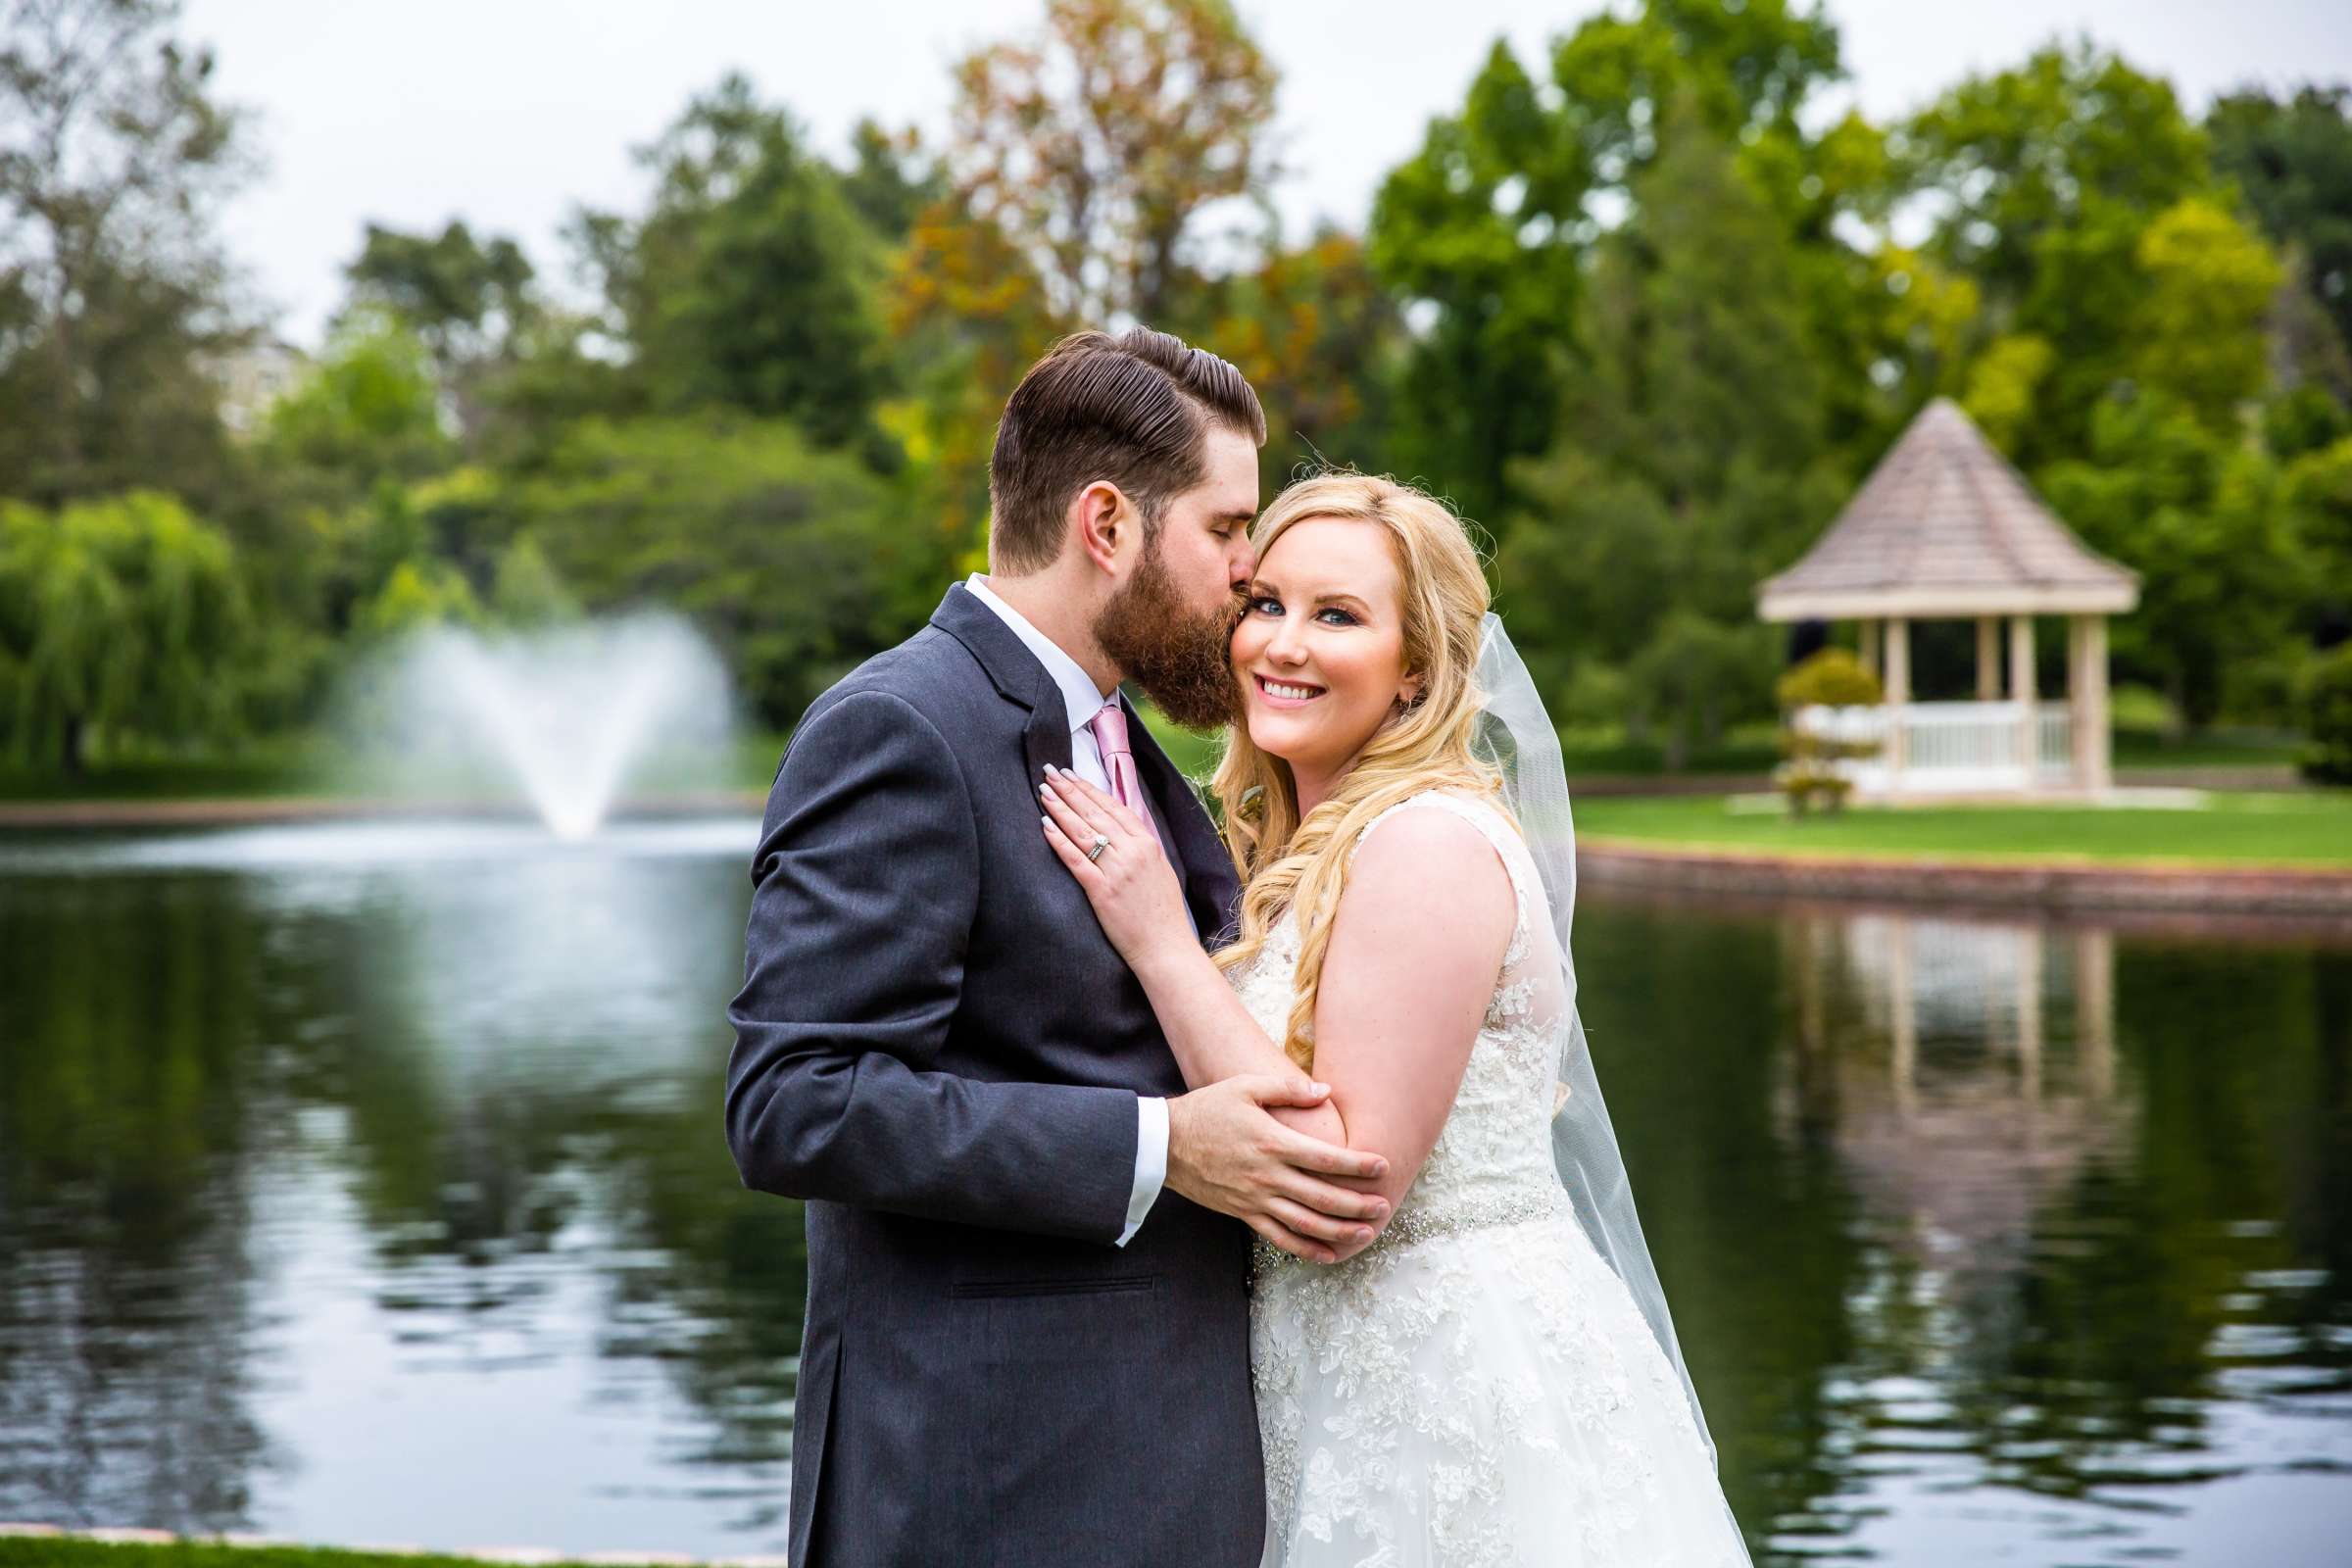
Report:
1252,1183,1575,1278
1380,1182,1574,1246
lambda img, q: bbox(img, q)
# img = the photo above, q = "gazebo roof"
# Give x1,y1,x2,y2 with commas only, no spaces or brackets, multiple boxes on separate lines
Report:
1757,397,2139,621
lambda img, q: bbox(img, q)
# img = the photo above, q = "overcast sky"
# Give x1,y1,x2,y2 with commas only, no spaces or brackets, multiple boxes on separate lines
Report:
174,0,2352,349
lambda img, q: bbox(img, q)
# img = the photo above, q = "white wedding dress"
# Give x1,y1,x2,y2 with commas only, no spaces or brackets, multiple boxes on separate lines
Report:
1231,790,1750,1567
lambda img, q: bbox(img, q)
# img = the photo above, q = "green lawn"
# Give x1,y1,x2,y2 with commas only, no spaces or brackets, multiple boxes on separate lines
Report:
1573,788,2352,867
0,1542,636,1568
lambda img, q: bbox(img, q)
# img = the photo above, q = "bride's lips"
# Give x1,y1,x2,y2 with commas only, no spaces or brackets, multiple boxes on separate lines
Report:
1252,672,1326,708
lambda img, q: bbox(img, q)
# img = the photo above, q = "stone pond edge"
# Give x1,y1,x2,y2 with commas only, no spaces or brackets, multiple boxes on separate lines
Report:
1578,838,2352,916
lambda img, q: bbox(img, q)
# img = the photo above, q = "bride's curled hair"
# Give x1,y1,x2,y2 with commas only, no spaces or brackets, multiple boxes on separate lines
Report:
1210,471,1504,1071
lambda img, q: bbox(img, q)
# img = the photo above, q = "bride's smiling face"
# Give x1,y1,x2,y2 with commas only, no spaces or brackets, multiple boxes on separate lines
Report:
1232,515,1423,786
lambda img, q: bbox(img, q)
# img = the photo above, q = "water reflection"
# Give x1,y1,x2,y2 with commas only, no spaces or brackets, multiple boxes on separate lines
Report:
1,822,2348,1562
1577,893,2352,1563
0,820,803,1557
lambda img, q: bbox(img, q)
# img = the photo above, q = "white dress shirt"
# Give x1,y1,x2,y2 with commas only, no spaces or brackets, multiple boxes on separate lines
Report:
964,573,1174,1248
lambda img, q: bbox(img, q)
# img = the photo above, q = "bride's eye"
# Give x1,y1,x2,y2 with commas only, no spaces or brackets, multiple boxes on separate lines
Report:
1316,607,1358,626
1247,595,1282,616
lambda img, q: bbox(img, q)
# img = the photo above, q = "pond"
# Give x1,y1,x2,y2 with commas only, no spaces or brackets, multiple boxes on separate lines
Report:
1,819,2346,1563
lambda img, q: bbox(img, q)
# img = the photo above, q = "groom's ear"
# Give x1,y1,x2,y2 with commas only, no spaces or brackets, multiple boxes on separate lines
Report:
1072,479,1135,576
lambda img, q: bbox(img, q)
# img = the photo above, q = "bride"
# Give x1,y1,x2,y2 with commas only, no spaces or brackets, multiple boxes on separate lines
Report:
1037,472,1751,1566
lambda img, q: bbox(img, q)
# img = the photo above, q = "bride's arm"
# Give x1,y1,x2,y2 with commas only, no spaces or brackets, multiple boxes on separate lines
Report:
1039,767,1318,1096
1255,806,1515,1228
1041,772,1515,1235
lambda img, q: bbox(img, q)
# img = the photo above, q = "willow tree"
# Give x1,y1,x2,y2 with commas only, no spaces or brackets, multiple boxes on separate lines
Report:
0,491,249,774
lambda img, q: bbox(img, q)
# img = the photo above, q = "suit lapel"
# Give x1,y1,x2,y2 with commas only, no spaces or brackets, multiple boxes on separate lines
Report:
1022,703,1075,793
931,582,1238,944
1122,697,1241,946
930,583,1077,787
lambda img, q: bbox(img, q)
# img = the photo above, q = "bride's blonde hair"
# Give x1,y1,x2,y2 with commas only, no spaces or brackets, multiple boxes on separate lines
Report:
1210,471,1503,1070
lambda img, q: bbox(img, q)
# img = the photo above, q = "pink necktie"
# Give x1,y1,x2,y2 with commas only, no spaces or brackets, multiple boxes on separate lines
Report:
1090,699,1177,864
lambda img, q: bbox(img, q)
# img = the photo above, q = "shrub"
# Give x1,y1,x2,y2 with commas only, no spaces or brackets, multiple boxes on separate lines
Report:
1775,647,1885,814
2300,642,2352,785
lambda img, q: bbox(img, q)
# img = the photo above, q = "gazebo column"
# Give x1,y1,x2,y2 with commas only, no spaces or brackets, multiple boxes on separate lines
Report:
1884,615,1910,786
1858,618,1881,680
1976,616,2000,700
2009,615,2036,781
2069,614,2111,793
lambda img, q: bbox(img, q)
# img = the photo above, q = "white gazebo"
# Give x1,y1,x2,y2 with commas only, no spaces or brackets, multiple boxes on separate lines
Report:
1757,398,2139,800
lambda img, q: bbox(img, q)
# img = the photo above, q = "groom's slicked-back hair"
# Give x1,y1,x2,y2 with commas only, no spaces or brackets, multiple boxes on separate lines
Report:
988,326,1267,575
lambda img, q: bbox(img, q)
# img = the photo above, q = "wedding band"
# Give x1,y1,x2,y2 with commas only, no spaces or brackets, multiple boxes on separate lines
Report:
1086,836,1110,863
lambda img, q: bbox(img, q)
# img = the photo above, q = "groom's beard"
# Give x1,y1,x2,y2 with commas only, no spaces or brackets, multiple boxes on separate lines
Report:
1093,535,1245,731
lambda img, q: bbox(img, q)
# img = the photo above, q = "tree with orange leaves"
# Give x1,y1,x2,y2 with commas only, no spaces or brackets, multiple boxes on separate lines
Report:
944,0,1281,328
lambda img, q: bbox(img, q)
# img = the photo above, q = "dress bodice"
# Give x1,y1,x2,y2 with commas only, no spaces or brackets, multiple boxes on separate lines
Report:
1233,796,1751,1567
1225,789,1573,1254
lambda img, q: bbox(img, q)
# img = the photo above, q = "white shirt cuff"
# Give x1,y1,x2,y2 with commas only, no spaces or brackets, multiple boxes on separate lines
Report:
1116,1095,1169,1247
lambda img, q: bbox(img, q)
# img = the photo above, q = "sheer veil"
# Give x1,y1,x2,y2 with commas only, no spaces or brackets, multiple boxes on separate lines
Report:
1473,611,1733,1490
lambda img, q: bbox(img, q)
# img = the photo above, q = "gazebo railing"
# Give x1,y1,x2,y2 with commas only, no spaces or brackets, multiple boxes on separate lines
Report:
1792,700,2075,792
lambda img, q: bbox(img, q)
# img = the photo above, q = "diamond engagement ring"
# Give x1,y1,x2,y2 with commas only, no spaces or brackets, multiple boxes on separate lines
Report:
1086,835,1110,863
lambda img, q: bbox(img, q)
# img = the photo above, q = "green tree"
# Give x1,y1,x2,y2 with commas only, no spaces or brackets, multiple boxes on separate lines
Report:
2208,85,2352,379
0,0,257,506
219,314,458,727
256,312,453,489
488,532,580,628
1586,93,1826,511
1961,332,2055,453
2130,198,2281,429
353,557,481,642
1499,98,1842,757
0,490,249,773
1366,0,1847,523
2300,641,2352,783
341,219,539,444
2042,395,2304,728
571,74,893,456
2283,433,2352,644
1901,42,2218,464
477,415,928,724
1903,40,2213,305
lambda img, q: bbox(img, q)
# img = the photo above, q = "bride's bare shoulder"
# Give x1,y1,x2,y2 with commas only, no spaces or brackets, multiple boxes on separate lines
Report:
1338,797,1515,961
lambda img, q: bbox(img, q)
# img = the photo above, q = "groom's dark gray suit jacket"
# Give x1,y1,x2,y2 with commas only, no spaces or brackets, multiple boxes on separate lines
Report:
725,583,1261,1568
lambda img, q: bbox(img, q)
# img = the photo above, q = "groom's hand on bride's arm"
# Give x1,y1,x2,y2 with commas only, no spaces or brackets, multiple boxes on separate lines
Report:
1165,1074,1391,1265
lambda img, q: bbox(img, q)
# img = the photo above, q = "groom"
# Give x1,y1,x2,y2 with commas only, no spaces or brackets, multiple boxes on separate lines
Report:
725,327,1393,1567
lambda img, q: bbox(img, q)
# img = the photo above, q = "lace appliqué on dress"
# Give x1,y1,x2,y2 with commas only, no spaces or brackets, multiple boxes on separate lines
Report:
1234,790,1741,1568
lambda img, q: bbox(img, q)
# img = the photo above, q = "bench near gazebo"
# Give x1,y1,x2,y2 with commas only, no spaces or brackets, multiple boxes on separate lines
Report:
1757,397,2140,802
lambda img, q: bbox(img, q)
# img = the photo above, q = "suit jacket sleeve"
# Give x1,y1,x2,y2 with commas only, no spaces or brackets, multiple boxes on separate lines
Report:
724,687,1139,1243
